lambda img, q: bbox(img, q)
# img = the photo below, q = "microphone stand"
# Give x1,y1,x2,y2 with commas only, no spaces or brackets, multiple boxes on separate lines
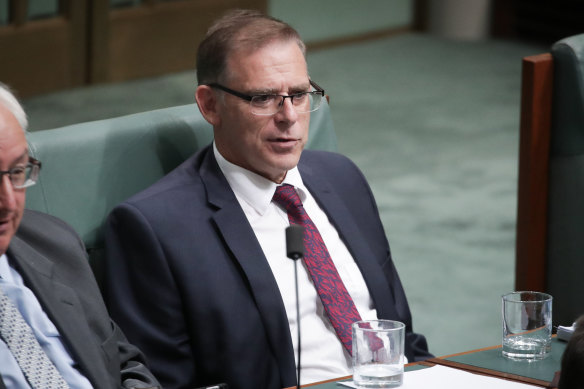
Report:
286,225,304,389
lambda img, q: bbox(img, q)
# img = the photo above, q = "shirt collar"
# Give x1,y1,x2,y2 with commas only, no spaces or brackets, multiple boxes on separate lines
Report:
213,142,307,215
0,253,11,281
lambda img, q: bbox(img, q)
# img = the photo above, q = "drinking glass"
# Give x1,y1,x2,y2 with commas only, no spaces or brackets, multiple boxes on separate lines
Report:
352,320,405,388
502,291,552,360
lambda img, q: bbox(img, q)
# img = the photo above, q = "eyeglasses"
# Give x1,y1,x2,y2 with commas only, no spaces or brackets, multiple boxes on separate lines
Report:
0,157,42,189
207,80,325,116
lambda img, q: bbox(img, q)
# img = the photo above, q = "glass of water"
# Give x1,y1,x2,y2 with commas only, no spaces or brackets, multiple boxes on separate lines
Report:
352,320,405,388
502,291,552,360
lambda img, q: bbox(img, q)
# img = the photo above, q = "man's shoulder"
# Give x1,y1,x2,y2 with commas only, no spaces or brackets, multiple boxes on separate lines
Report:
299,150,373,203
300,149,356,166
299,149,362,177
13,210,87,262
124,145,212,205
18,210,80,240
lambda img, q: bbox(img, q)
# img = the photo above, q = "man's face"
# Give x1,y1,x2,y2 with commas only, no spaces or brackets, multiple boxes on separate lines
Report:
0,104,27,255
212,40,311,183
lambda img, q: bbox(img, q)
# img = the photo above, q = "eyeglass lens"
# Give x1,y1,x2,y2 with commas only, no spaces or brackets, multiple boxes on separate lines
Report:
8,164,40,189
250,92,322,115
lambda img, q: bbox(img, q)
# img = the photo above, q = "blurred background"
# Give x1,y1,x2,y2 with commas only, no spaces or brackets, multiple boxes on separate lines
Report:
1,0,583,356
2,0,580,99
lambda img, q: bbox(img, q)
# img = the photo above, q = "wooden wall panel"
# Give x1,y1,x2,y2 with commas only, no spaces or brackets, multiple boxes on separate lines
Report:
1,0,267,97
91,0,268,83
0,0,88,97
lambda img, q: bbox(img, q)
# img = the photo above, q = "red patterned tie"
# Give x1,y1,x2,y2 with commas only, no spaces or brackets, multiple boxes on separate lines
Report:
273,184,363,355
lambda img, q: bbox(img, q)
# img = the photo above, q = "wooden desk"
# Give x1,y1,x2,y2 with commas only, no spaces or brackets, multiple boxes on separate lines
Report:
304,339,565,388
429,338,564,387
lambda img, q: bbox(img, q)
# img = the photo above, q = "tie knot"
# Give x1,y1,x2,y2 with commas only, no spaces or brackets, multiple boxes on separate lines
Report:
273,184,304,217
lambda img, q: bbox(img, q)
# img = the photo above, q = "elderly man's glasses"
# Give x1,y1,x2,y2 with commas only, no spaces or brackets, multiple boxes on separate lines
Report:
207,80,325,116
0,157,42,189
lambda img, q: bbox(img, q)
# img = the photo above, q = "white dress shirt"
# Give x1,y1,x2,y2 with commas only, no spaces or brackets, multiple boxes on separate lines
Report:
0,254,92,389
214,143,378,385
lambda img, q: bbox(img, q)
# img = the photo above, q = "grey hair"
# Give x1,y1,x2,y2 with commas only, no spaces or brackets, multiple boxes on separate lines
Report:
0,83,28,131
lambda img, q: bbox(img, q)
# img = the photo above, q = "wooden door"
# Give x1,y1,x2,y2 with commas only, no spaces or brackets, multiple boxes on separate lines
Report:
90,0,268,84
0,0,89,97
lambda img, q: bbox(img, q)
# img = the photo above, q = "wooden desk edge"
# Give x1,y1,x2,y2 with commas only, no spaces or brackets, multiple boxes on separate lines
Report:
427,357,553,388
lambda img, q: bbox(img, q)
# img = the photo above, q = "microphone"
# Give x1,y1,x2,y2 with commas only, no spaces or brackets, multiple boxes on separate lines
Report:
285,225,304,389
286,224,304,260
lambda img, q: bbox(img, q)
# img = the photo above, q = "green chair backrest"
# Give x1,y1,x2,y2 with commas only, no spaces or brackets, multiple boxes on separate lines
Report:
25,102,337,280
546,33,584,326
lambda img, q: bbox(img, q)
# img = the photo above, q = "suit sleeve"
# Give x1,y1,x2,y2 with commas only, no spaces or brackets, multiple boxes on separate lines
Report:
59,214,161,389
104,203,196,389
307,152,433,362
356,167,433,361
15,210,160,388
382,257,433,362
358,160,433,361
52,213,162,388
110,320,161,389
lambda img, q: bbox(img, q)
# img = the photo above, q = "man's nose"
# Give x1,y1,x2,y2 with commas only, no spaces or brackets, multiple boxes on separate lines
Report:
0,175,17,211
275,96,299,123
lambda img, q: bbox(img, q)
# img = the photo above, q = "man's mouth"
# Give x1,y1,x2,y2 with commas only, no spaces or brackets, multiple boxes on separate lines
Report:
0,219,10,233
272,137,297,143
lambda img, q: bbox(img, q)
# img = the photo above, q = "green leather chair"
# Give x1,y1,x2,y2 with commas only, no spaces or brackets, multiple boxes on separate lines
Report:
515,33,584,327
546,34,584,326
25,102,337,285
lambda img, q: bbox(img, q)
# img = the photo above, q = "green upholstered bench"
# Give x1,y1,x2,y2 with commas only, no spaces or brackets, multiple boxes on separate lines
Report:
25,102,337,284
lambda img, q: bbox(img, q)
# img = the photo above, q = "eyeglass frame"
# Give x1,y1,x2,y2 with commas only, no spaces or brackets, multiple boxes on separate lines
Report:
0,157,42,189
206,79,326,116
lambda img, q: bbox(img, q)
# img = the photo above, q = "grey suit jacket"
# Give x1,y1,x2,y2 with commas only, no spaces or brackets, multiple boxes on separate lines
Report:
3,210,159,389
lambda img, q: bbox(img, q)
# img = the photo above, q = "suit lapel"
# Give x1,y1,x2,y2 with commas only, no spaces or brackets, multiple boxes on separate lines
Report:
199,149,297,383
7,237,105,389
299,162,400,320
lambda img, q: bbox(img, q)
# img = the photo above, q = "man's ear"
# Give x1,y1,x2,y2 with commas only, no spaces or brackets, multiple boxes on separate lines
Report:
195,85,221,126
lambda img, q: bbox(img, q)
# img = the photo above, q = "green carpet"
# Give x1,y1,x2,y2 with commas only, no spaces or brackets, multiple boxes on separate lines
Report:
22,32,548,357
308,33,546,356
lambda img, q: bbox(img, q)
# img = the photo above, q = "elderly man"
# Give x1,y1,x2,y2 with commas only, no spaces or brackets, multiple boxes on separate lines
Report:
0,83,160,389
104,9,431,389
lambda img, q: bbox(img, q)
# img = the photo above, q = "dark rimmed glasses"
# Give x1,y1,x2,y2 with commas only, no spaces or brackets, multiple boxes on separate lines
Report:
207,80,325,116
0,157,42,189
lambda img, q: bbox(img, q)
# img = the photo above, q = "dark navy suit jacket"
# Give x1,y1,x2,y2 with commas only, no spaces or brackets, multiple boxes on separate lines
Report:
104,145,431,389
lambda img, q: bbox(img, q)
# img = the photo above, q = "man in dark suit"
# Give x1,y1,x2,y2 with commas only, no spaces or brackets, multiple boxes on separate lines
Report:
104,9,432,389
0,83,160,388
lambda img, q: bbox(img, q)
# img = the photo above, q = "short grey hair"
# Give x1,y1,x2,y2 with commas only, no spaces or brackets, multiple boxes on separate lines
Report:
196,9,306,85
0,83,28,131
